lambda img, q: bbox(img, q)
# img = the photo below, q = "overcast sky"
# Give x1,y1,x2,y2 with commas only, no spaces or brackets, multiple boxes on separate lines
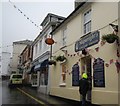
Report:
1,0,74,53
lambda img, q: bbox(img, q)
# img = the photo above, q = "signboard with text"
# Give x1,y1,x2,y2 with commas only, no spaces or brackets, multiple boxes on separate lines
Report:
93,58,105,87
75,30,100,52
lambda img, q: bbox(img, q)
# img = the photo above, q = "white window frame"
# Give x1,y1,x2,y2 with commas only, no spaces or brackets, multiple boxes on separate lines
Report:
59,64,66,87
39,40,42,52
44,35,48,50
83,9,91,35
62,27,67,46
35,44,38,55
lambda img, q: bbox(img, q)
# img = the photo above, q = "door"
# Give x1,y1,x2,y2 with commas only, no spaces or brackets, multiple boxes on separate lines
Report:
81,56,92,101
86,57,92,101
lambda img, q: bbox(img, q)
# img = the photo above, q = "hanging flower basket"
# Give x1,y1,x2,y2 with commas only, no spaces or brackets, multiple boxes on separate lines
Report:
48,60,56,65
56,55,66,62
102,33,118,43
45,38,55,45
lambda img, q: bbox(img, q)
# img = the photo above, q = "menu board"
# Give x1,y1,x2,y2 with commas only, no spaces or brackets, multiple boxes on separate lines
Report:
93,58,105,87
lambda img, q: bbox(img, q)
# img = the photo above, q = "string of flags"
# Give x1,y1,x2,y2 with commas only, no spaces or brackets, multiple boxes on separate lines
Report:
61,40,120,74
8,0,42,31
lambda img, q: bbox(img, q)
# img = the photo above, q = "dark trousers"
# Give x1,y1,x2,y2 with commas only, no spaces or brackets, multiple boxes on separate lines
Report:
81,94,86,106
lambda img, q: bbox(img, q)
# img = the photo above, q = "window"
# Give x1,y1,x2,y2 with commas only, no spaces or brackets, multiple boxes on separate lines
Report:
72,63,80,86
44,35,47,49
62,27,67,46
83,9,91,34
39,40,42,52
60,64,66,86
35,44,38,55
40,70,48,85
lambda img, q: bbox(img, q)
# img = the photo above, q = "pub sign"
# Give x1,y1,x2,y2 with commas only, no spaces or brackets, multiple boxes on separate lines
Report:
75,30,100,52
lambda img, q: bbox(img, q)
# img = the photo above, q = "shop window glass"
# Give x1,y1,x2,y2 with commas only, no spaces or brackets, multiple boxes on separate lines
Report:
60,64,66,86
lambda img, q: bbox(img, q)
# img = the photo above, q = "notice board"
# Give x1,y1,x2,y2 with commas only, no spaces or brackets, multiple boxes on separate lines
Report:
93,58,105,87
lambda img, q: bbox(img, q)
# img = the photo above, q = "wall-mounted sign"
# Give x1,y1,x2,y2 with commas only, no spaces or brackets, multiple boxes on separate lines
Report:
93,58,105,87
75,30,100,52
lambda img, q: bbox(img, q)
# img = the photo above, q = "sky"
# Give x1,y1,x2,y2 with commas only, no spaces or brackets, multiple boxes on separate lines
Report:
1,0,74,54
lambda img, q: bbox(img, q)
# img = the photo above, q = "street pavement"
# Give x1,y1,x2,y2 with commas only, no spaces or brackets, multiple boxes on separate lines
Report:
1,80,99,106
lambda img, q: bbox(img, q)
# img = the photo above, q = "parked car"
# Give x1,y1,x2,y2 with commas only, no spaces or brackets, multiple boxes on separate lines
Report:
8,74,23,87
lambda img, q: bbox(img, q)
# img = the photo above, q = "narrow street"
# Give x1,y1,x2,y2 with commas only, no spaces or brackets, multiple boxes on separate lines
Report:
1,80,84,106
1,80,40,105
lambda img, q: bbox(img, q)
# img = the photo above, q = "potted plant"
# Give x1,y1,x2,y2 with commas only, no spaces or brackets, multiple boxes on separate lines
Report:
56,55,66,62
48,60,56,65
102,33,118,43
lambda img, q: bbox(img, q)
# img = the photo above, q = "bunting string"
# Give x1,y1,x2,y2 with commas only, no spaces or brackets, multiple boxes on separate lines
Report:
9,0,42,31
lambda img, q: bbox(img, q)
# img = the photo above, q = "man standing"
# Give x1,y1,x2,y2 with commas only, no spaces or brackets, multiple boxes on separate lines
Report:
79,73,89,106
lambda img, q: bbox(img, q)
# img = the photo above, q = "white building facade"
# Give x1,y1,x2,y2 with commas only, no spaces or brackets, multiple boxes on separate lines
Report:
32,13,65,94
1,52,11,76
11,40,32,74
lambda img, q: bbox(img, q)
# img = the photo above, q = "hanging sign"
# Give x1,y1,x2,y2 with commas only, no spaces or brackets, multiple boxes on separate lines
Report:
75,30,100,52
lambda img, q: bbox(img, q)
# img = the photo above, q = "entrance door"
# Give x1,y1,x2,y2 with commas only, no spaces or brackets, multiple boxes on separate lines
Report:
86,57,92,101
81,56,92,101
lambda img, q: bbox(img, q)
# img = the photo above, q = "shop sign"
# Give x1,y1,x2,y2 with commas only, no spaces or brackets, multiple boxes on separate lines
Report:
93,58,105,87
75,30,100,52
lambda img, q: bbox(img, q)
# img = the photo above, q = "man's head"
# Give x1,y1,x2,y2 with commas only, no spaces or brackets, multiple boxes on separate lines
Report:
82,73,88,79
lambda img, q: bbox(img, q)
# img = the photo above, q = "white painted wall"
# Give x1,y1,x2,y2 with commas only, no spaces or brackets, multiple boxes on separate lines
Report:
50,2,119,105
11,43,27,73
1,52,11,75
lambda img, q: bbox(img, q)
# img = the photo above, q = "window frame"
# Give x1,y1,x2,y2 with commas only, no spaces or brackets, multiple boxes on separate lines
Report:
83,9,91,35
62,27,67,47
59,64,66,87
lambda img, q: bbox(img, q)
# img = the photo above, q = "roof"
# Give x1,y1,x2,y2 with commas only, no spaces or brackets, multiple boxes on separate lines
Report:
13,40,33,45
50,2,87,35
40,13,65,26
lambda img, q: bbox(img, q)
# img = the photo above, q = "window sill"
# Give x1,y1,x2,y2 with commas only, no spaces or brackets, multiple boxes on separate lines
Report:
59,83,66,87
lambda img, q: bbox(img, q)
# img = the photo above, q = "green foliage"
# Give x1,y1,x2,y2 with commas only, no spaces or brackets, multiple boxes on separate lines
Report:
48,60,56,65
56,55,66,62
102,33,118,43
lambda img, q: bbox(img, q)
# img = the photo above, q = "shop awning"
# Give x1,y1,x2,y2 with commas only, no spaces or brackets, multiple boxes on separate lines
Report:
32,59,48,72
40,59,48,69
34,64,41,71
29,65,35,74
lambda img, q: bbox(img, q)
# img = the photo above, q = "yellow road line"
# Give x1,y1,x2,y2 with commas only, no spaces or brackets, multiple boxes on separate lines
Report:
17,87,46,106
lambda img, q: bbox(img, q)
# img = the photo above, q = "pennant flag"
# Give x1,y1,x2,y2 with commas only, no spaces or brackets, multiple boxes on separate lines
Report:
95,47,99,52
74,54,76,56
14,5,16,8
117,49,120,57
105,63,109,67
77,52,79,56
115,61,120,73
18,9,21,11
100,40,106,46
110,59,114,64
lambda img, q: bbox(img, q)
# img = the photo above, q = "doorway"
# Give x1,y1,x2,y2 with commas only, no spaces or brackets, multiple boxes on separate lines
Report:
81,56,92,101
